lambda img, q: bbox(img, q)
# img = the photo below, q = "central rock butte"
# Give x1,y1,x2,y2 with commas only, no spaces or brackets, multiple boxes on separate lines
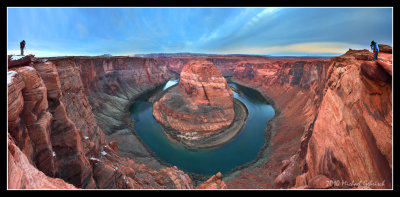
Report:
153,60,235,138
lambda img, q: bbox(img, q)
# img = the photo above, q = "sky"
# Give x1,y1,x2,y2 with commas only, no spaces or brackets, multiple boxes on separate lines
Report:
7,7,392,57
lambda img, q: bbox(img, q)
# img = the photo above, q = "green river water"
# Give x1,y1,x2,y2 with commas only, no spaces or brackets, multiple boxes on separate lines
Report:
129,79,275,176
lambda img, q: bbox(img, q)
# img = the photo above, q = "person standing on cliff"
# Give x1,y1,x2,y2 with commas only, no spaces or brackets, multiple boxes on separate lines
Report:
370,40,379,61
20,40,25,56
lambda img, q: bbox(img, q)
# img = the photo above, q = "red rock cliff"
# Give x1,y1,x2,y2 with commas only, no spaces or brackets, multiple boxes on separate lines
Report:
225,47,392,189
8,56,201,189
8,45,391,189
298,49,392,189
225,57,330,189
153,60,235,135
8,65,57,178
8,133,77,189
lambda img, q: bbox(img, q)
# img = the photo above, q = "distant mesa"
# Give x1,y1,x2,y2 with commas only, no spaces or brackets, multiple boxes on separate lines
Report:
99,54,112,57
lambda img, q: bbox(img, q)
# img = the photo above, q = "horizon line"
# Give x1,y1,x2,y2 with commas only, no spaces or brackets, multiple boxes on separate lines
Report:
8,51,343,58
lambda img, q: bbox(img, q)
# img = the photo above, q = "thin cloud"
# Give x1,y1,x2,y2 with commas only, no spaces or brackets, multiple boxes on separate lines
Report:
7,8,392,56
76,22,89,38
217,42,365,55
7,49,97,57
241,8,282,32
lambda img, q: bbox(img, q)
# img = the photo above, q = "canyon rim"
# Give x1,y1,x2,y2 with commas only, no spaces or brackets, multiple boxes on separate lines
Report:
7,7,393,190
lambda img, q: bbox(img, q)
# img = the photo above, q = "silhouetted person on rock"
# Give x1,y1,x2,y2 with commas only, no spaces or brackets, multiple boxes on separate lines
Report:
20,40,25,56
370,40,379,61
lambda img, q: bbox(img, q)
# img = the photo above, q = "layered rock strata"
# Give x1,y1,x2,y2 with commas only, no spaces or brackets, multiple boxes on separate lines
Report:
34,61,96,188
154,60,235,134
299,49,392,189
8,133,77,189
152,60,247,148
8,65,57,178
225,46,392,189
8,45,392,189
8,56,227,189
71,57,176,168
226,57,330,189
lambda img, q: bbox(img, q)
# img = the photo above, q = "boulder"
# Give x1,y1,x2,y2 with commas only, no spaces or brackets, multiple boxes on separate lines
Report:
197,172,227,189
308,175,333,189
274,155,300,188
8,55,34,68
378,44,392,53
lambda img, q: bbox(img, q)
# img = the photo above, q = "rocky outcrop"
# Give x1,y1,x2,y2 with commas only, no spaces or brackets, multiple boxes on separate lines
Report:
45,57,197,189
196,172,227,189
8,70,33,163
226,57,330,189
34,61,96,188
8,65,57,178
156,166,193,189
226,48,392,189
378,44,392,54
8,55,35,68
307,175,333,189
7,60,96,189
66,57,176,168
8,47,392,189
273,155,301,188
152,60,250,149
360,61,391,83
8,57,198,189
376,60,392,77
302,49,392,189
86,149,194,189
8,133,76,189
153,60,235,135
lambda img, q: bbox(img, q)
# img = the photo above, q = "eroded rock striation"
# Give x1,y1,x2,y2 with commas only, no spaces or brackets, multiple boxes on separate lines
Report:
224,56,330,189
9,65,57,178
299,49,392,189
7,56,201,189
8,133,77,189
152,60,248,148
8,45,392,189
225,46,392,189
153,60,234,135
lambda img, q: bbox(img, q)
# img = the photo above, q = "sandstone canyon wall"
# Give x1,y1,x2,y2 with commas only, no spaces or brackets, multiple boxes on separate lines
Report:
300,50,392,189
225,48,392,189
8,56,224,189
226,57,331,188
8,46,392,189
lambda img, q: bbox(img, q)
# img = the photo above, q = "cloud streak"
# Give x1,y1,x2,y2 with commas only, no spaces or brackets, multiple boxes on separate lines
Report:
7,8,392,57
216,42,365,55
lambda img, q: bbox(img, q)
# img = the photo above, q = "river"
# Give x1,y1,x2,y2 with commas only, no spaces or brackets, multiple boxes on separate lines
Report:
129,79,275,176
